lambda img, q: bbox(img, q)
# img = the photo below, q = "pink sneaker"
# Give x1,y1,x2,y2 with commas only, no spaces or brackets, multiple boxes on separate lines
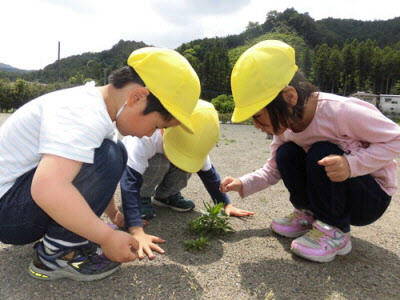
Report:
271,209,315,238
291,220,352,263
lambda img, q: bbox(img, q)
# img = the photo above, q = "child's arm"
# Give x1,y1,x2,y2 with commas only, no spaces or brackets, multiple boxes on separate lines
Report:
338,99,400,177
105,197,125,228
120,165,165,258
198,165,254,217
31,154,138,262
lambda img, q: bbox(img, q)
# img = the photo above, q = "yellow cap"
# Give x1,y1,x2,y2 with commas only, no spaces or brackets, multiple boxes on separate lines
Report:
231,40,298,123
128,47,201,132
163,100,220,173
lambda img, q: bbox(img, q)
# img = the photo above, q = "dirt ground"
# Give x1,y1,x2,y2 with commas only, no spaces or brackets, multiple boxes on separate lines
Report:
0,113,399,300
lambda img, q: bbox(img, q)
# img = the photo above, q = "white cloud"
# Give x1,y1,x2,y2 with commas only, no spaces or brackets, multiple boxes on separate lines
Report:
1,0,399,70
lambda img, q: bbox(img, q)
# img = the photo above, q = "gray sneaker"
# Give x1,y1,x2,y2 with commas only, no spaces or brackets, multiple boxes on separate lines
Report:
153,192,195,212
28,242,120,281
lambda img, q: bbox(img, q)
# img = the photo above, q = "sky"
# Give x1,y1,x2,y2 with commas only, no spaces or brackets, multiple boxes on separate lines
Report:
1,0,399,70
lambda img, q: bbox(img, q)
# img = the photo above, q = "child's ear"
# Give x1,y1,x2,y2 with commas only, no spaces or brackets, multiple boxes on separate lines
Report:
282,86,298,106
127,87,150,105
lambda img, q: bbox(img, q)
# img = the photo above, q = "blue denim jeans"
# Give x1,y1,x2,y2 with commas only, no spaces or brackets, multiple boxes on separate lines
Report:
275,141,391,232
0,139,127,245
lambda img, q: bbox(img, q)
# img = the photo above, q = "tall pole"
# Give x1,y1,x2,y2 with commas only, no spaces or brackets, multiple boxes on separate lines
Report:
57,41,60,83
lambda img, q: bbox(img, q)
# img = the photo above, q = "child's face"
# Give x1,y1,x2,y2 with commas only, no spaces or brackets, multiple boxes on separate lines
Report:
252,108,286,135
116,97,180,137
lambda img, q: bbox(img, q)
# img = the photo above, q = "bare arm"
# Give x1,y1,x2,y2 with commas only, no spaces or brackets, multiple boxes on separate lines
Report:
105,197,125,228
31,154,138,262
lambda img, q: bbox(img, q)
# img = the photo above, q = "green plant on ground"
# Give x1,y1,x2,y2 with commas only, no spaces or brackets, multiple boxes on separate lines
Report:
184,236,211,252
188,202,235,237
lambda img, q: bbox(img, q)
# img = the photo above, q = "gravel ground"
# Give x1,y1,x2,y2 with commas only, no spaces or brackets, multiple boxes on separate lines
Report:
1,113,399,300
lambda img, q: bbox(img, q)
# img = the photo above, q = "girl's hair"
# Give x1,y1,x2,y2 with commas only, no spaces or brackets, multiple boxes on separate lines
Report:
108,66,174,121
266,71,318,132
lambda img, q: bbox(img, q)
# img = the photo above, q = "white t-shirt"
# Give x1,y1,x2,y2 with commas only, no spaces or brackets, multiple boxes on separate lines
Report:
122,129,211,175
0,82,115,198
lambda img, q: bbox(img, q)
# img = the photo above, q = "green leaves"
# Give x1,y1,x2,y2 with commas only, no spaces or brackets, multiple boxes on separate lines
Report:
184,237,211,252
189,202,235,237
184,202,235,252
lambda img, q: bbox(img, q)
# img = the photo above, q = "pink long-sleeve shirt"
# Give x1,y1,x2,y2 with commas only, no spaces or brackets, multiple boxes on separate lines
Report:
239,92,400,197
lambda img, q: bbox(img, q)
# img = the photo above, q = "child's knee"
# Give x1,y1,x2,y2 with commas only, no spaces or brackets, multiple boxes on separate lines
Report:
96,139,127,173
276,142,303,165
307,142,343,163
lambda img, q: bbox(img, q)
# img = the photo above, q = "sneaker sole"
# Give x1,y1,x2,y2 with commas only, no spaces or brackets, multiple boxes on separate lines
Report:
152,199,195,212
28,261,120,281
291,240,352,263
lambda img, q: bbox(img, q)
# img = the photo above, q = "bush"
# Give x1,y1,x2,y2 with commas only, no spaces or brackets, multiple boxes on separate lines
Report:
211,94,234,114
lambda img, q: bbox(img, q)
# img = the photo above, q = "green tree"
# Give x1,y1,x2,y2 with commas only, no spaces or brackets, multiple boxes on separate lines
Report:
68,72,86,86
327,45,343,93
0,79,13,112
11,79,31,109
356,40,375,92
313,43,331,91
381,46,399,94
342,42,357,95
183,48,202,76
201,41,230,99
371,46,384,94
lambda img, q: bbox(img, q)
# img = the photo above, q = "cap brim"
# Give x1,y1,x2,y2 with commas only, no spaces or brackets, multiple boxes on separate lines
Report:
231,99,271,123
162,102,194,133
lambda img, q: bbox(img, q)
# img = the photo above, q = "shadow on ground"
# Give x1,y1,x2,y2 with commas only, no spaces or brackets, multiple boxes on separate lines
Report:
0,243,203,300
239,236,400,299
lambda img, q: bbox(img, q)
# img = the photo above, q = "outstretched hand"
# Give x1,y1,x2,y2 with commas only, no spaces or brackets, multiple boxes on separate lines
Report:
129,227,165,259
318,154,350,182
224,203,254,217
220,176,243,193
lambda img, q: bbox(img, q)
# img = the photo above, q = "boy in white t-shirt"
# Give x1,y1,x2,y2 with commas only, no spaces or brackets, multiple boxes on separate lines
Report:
119,100,254,259
0,47,200,281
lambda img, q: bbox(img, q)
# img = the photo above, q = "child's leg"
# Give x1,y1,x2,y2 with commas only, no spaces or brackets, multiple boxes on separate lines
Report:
152,158,194,212
275,142,309,209
0,168,50,244
272,142,314,238
347,176,391,226
154,162,191,199
140,153,171,198
306,141,391,232
45,139,127,247
0,139,126,246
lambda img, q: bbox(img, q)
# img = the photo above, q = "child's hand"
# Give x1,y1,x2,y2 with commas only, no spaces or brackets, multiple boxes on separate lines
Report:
318,154,351,182
129,227,165,259
224,203,254,217
220,177,243,193
100,230,139,263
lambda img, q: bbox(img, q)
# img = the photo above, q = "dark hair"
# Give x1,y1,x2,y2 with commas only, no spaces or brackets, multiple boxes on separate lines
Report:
144,93,174,121
266,71,318,132
109,66,174,121
108,66,145,88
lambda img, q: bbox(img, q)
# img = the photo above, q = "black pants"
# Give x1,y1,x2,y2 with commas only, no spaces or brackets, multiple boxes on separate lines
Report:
275,141,391,232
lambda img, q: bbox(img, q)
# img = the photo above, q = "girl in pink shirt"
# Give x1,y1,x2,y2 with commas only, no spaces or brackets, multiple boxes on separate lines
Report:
220,40,400,263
